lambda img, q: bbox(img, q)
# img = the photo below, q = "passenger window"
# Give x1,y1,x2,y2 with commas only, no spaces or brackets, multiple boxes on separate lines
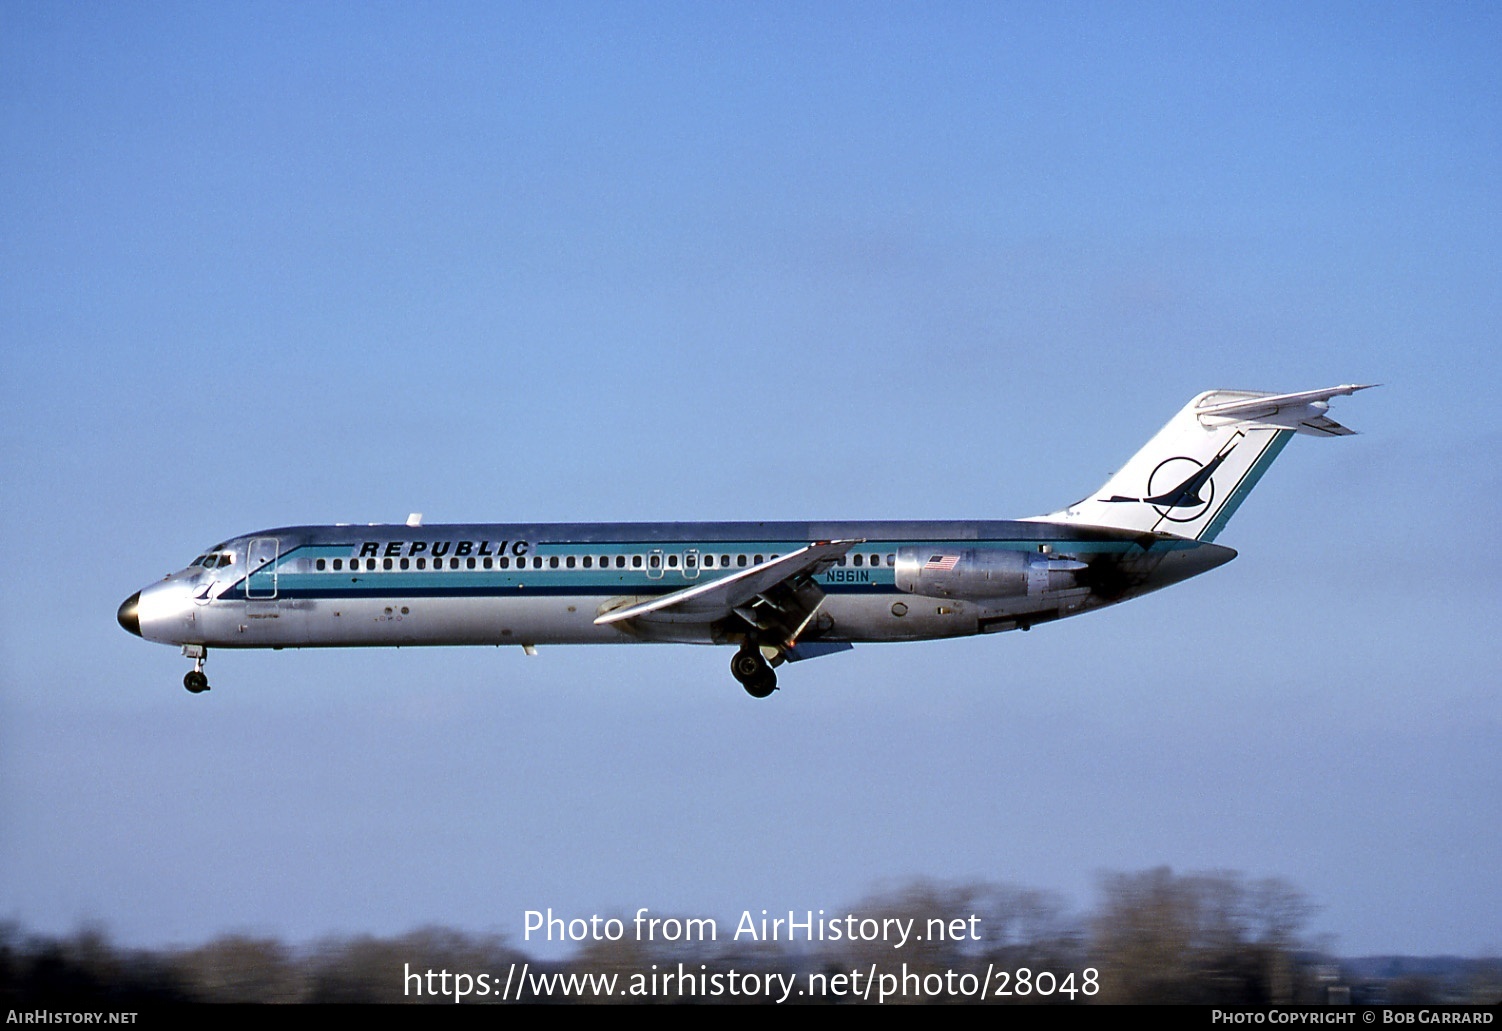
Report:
632,555,642,568
450,558,460,569
754,555,763,564
417,558,427,569
498,557,509,569
316,559,326,570
853,554,863,567
467,557,476,569
667,555,678,568
483,557,493,569
582,556,591,569
618,556,626,568
383,558,393,570
566,556,576,569
367,559,377,571
533,557,543,569
722,555,730,566
737,555,747,567
401,558,410,570
649,555,660,568
333,559,343,571
549,556,559,569
887,554,895,566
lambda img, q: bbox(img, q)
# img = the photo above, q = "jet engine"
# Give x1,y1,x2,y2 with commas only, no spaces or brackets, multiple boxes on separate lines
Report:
894,547,1087,601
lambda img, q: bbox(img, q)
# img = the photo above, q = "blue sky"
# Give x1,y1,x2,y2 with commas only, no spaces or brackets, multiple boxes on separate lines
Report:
2,2,1498,959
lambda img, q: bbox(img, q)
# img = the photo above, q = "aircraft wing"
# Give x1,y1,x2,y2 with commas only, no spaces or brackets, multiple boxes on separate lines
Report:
593,539,862,626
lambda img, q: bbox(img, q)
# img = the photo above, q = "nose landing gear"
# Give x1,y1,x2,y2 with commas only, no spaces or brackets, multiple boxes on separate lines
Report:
730,645,778,699
182,645,210,694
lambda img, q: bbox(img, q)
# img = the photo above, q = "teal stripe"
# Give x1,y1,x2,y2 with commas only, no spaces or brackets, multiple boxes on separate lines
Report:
1199,430,1293,542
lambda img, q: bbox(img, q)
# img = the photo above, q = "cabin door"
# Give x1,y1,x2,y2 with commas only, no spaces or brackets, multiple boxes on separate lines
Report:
246,538,279,598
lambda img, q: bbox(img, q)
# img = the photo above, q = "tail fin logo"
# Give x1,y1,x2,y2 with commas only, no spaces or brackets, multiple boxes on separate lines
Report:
1102,435,1244,523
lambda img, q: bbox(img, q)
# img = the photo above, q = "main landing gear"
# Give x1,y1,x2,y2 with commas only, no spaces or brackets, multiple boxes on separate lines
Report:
182,645,210,694
730,645,777,699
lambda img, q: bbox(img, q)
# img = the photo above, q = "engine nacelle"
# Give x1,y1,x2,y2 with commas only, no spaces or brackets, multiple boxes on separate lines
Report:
894,546,1086,601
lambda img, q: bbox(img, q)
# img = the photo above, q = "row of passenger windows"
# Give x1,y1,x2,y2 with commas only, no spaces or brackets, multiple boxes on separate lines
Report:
313,552,898,573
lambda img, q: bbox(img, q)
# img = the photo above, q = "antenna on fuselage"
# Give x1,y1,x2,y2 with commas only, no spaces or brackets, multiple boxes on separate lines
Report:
407,513,423,527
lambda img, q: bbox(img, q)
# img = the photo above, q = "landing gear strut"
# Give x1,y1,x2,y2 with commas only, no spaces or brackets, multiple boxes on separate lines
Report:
730,645,777,699
182,645,210,694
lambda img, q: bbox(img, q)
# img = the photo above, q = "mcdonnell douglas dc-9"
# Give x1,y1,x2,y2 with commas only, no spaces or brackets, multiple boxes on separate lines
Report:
119,385,1371,697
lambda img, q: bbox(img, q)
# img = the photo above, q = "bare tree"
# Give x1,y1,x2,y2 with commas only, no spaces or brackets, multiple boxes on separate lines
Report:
1090,867,1317,1004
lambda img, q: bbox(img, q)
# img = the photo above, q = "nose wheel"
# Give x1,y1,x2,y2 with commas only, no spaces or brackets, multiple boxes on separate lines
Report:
730,645,777,699
182,646,210,694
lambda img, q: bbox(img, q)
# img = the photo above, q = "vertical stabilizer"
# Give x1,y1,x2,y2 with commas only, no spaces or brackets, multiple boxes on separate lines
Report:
1028,384,1372,542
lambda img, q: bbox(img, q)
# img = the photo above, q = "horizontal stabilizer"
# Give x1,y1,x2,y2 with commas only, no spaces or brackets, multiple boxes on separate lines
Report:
1196,383,1376,436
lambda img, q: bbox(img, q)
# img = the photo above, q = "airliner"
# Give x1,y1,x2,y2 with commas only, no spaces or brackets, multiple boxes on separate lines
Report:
118,384,1372,697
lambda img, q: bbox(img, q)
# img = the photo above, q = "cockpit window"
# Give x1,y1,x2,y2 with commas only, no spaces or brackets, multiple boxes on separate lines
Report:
216,553,233,567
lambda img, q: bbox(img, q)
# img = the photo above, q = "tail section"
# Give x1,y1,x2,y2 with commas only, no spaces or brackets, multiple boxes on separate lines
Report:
1030,384,1374,542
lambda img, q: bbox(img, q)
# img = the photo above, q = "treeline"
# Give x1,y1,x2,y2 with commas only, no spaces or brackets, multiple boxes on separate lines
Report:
4,868,1498,1005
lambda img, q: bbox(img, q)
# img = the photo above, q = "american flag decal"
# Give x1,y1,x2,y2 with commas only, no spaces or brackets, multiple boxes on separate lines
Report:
924,554,960,572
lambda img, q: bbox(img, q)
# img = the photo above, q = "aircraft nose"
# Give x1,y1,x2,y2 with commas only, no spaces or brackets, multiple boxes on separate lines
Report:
117,592,142,637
